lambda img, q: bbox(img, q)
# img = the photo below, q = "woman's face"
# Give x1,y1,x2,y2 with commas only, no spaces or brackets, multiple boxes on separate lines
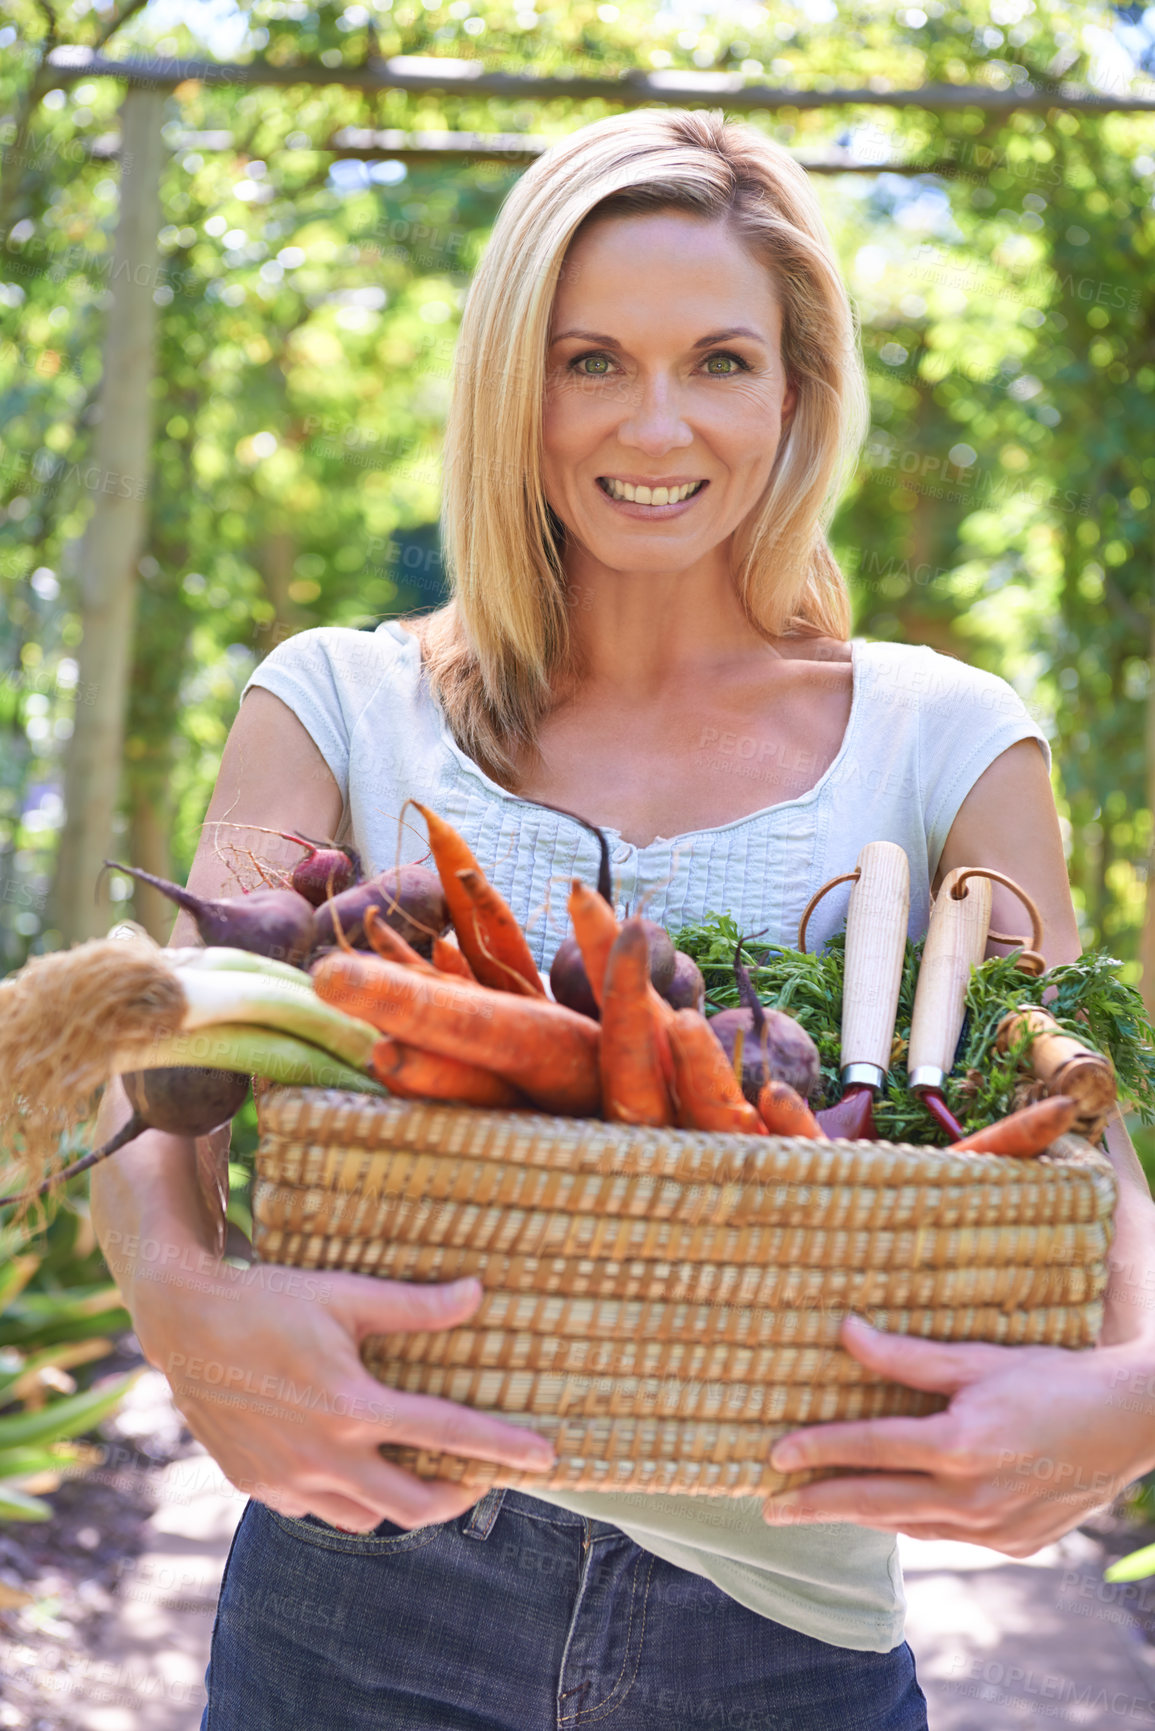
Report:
542,210,797,577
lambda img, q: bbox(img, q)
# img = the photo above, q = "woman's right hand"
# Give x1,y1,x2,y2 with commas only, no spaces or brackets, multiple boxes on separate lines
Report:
91,686,556,1532
131,1243,557,1533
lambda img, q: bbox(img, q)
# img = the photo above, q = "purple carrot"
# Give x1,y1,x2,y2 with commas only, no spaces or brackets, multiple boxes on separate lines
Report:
103,861,315,966
310,865,448,957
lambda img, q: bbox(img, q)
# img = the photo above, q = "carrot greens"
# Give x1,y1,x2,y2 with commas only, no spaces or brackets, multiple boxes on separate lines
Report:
671,914,1155,1145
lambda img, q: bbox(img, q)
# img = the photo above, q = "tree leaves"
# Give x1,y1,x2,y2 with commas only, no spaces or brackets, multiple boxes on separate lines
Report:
0,0,1152,976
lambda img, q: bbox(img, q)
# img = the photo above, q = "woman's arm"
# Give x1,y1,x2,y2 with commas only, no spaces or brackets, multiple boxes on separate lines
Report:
91,687,345,1275
762,737,1155,1550
90,688,556,1532
932,737,1082,965
934,737,1154,1344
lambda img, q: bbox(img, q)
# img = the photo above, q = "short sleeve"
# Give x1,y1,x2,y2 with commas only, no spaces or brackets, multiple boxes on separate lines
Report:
242,626,394,810
918,648,1052,879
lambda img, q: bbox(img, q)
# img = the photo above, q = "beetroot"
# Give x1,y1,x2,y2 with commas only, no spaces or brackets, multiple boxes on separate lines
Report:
531,802,678,1004
124,1065,250,1138
709,1006,820,1104
550,936,600,1020
104,862,314,966
202,823,362,906
287,836,362,906
310,865,449,957
661,950,706,1013
0,1066,250,1204
706,932,820,1104
550,920,677,1020
637,920,676,995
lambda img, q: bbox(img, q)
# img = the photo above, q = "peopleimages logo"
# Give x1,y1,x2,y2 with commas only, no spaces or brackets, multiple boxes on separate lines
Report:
909,243,1141,313
945,1653,1155,1722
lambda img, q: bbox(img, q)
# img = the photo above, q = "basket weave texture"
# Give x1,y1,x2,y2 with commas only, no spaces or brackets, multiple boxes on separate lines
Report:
252,1086,1117,1498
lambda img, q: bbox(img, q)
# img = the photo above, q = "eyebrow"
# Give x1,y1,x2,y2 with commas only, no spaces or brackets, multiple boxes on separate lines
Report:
549,326,767,348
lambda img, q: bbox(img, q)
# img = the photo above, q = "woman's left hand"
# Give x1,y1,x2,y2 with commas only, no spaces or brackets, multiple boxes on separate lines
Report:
761,1315,1155,1556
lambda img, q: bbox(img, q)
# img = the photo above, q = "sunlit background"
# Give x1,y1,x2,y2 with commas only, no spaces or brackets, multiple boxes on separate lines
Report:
2,0,1154,987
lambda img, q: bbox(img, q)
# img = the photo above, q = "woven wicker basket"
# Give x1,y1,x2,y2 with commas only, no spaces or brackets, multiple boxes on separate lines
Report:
252,1085,1117,1499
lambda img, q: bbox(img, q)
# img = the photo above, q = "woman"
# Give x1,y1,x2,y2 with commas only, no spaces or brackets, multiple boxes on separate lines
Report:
91,110,1155,1729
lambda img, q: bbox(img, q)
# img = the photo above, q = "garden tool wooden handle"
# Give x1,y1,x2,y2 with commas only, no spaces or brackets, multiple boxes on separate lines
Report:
841,842,911,1088
995,1006,1117,1140
907,867,992,1089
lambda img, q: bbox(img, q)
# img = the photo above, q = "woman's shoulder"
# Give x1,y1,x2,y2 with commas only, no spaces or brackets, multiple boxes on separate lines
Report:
853,638,1037,726
253,619,417,681
244,621,425,734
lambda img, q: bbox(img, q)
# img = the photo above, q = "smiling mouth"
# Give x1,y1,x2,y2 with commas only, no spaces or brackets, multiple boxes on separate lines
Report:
597,478,706,505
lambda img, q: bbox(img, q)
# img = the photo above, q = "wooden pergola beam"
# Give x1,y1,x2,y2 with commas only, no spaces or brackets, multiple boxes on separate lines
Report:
80,125,976,177
44,45,1155,115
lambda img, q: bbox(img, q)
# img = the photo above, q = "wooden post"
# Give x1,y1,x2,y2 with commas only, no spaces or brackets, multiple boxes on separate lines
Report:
1141,613,1155,1015
52,86,165,945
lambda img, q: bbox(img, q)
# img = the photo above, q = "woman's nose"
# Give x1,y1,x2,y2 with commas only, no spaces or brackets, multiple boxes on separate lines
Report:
616,375,693,454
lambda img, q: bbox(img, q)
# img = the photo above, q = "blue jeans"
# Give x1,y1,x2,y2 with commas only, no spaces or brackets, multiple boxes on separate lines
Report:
201,1487,928,1730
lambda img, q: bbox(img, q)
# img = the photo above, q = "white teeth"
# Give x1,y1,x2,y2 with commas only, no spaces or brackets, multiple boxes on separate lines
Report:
602,478,702,504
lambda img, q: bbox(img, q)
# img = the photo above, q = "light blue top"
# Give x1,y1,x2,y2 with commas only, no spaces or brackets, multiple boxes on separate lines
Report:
245,620,1050,1651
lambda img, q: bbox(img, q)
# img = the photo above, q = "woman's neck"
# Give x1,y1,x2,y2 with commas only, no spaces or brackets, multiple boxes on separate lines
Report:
561,547,778,699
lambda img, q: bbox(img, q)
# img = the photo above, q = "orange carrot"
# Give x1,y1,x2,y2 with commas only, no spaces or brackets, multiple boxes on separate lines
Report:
312,950,601,1118
649,985,677,1093
370,1037,527,1110
455,868,545,997
949,1094,1078,1157
666,1009,767,1136
757,1079,826,1139
565,878,675,1076
411,802,542,995
364,906,439,974
432,935,477,982
567,879,620,1008
600,920,676,1128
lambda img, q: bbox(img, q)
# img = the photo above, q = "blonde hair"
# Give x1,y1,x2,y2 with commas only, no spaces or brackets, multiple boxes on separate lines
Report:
416,107,869,786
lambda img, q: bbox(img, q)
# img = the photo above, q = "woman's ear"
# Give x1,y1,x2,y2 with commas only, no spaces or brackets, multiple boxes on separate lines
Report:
782,378,799,428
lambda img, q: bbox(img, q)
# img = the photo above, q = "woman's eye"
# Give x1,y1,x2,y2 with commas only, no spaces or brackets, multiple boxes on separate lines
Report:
566,350,749,378
704,352,748,375
572,353,612,376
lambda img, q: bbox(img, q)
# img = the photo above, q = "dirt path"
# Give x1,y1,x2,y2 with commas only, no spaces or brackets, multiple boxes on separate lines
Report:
74,1445,240,1731
901,1531,1155,1729
3,1370,1154,1730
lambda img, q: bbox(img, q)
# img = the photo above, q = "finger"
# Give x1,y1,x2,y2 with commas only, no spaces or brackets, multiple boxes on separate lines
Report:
259,1492,311,1519
366,1385,556,1473
302,1485,482,1535
346,1459,499,1530
234,1461,484,1534
836,1315,1006,1393
887,1521,1042,1555
762,1472,978,1530
256,1486,390,1532
331,1273,487,1339
769,1411,958,1475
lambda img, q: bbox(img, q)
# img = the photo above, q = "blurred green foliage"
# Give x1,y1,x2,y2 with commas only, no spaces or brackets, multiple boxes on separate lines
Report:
0,0,1151,985
0,1192,135,1520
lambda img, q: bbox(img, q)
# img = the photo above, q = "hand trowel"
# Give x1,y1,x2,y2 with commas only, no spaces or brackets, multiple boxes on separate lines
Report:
815,841,911,1140
906,866,993,1140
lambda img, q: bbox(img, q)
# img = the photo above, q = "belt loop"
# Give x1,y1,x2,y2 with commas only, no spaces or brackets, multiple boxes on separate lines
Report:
462,1486,507,1541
